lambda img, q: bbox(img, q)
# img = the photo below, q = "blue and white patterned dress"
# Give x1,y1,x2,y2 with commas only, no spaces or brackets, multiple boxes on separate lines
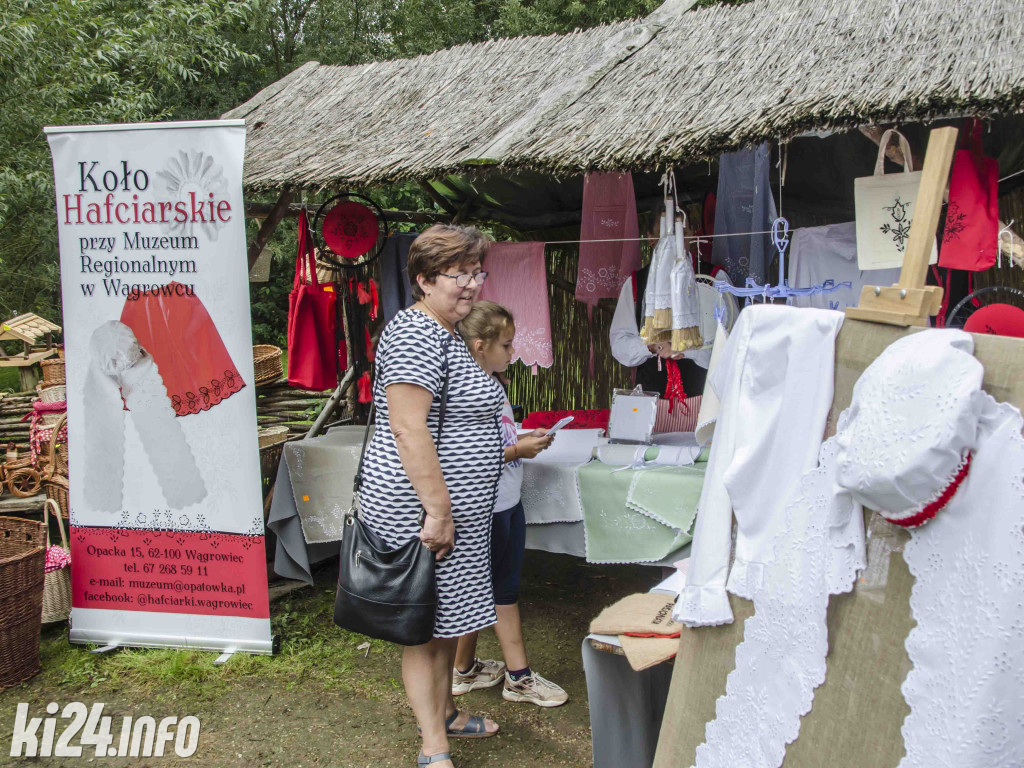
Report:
358,309,504,638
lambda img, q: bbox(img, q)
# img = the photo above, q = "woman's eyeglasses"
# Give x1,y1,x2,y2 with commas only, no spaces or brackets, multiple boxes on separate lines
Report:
438,271,488,288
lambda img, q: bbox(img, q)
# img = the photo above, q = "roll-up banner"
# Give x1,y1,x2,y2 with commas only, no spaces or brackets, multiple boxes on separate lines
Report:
45,121,273,654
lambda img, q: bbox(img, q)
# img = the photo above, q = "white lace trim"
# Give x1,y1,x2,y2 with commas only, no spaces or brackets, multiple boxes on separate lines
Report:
692,435,865,768
898,399,1024,768
674,584,734,627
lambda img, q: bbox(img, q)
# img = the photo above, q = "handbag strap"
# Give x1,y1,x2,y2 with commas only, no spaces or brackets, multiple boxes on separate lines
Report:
43,499,68,550
874,129,914,175
294,209,320,290
351,330,454,513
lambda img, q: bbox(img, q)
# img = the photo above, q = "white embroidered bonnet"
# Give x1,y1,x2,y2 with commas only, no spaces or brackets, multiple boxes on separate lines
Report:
836,330,985,527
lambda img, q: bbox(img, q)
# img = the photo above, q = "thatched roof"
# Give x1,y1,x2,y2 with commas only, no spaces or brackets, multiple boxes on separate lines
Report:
225,0,1024,191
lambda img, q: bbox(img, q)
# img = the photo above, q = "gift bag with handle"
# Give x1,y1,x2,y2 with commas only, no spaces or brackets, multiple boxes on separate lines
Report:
854,129,938,270
287,209,338,391
939,118,999,271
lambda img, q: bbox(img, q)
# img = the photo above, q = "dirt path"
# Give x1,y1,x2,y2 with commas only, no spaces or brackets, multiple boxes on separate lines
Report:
1,551,659,767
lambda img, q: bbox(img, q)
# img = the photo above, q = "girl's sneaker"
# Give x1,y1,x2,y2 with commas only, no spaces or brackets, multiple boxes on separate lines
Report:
452,658,507,695
502,671,568,707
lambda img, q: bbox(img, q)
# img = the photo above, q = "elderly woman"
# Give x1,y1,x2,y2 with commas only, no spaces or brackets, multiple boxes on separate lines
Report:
357,224,502,768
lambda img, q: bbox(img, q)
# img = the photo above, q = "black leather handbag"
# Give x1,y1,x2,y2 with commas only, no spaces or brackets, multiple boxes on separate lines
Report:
333,339,451,646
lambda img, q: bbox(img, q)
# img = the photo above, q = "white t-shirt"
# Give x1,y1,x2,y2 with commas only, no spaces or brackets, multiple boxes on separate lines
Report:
494,399,522,513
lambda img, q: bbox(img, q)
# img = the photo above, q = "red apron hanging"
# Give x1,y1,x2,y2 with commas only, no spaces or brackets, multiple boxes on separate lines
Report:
287,210,338,390
939,119,999,271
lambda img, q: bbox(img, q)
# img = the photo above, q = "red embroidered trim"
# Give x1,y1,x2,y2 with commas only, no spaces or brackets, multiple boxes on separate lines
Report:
665,359,687,414
888,453,972,528
169,369,245,417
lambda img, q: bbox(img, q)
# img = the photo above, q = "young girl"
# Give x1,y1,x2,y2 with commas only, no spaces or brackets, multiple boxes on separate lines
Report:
452,301,568,708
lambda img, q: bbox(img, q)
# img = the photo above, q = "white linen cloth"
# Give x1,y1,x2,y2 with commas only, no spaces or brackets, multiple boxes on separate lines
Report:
519,429,600,525
787,221,901,310
674,304,844,626
82,320,206,514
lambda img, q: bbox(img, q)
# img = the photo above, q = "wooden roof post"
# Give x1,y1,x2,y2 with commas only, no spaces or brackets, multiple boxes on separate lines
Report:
247,189,295,271
845,126,958,327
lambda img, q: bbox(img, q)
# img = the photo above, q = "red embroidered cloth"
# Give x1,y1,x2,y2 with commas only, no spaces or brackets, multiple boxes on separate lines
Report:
120,283,245,416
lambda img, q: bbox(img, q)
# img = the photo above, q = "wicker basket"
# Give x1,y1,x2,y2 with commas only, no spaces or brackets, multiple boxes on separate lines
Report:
253,345,283,386
258,425,290,449
44,475,69,519
41,500,71,624
258,427,291,499
37,383,66,404
40,411,66,427
40,358,65,385
0,517,45,688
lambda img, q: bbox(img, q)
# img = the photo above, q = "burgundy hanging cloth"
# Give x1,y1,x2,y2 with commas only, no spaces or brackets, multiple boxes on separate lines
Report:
577,172,642,373
576,172,642,305
287,210,338,390
939,119,999,271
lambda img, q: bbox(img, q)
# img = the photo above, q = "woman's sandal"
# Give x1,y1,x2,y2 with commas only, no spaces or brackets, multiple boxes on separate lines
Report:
417,750,453,766
417,709,498,739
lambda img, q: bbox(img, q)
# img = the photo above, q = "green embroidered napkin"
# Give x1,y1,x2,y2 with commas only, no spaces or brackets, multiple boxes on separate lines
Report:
578,457,705,564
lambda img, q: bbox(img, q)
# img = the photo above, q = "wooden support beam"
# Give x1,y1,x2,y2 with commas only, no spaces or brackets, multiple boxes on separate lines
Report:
898,127,958,289
419,181,459,216
247,190,294,270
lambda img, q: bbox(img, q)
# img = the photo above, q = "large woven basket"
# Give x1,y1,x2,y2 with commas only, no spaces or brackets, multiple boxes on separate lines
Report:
41,500,71,624
40,358,65,385
253,345,283,386
0,517,45,688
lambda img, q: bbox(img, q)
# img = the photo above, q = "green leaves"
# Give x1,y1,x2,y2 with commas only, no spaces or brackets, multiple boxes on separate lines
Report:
0,0,256,318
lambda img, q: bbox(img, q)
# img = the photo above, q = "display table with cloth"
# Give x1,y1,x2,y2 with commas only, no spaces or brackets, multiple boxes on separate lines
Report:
521,436,704,566
271,426,705,580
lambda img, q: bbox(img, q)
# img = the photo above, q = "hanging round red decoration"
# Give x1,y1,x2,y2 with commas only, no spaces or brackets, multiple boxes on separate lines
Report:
321,201,379,259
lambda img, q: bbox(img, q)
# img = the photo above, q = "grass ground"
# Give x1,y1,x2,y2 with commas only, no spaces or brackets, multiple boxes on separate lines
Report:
0,551,659,767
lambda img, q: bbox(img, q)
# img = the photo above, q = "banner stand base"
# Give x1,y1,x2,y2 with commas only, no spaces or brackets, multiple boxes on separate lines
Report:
70,629,276,656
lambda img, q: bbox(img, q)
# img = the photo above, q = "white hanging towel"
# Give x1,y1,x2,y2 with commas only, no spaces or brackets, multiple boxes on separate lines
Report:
670,217,702,351
642,212,675,343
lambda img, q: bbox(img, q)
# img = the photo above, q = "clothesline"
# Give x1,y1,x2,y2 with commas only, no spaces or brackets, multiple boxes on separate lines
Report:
545,229,781,245
999,167,1024,183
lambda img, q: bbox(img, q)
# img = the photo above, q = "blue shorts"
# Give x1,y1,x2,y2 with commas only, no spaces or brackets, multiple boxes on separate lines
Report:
490,501,525,605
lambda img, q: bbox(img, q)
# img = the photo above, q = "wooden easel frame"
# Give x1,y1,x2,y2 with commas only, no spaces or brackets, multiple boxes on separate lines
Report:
845,126,959,327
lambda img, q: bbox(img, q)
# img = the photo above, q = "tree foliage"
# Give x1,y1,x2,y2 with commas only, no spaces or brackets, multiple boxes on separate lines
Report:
0,0,255,317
